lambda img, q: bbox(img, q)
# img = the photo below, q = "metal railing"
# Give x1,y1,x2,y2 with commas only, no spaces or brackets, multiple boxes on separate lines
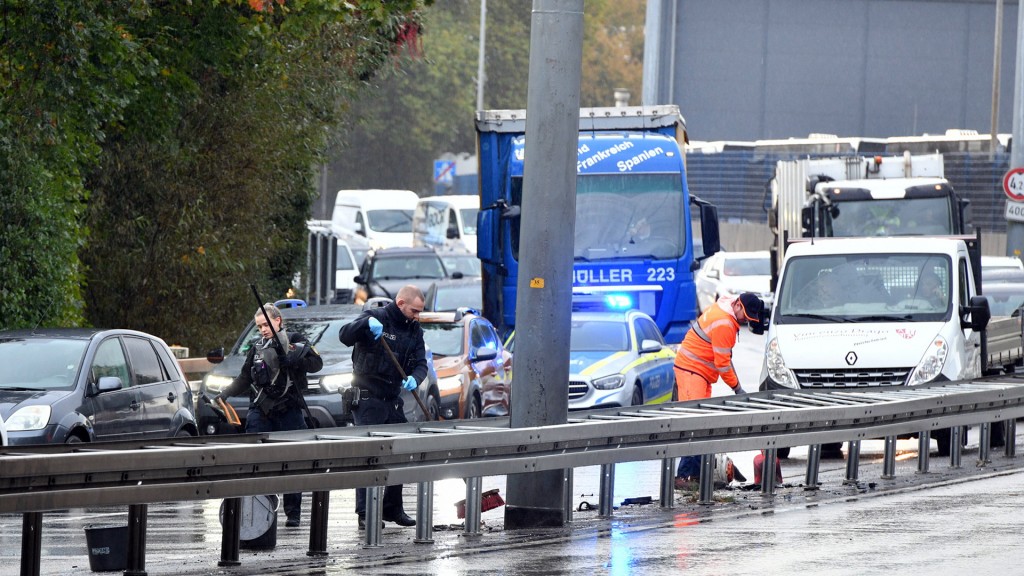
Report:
4,376,1024,575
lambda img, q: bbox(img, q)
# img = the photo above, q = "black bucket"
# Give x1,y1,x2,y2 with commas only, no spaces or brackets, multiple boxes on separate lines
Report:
84,524,128,572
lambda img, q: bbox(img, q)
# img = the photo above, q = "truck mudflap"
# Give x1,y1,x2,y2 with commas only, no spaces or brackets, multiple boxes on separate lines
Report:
986,315,1024,374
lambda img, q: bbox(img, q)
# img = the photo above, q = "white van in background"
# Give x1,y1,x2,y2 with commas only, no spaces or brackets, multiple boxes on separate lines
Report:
412,195,479,255
331,189,418,249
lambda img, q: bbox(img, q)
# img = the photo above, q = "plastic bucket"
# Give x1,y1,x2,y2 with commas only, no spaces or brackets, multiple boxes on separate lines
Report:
84,524,128,572
219,495,279,549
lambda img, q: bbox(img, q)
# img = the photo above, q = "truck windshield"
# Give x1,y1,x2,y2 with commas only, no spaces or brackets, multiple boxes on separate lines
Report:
829,197,953,236
508,174,685,261
775,253,953,323
367,209,414,233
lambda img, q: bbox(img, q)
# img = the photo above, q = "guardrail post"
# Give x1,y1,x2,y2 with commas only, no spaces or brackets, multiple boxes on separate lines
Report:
917,431,930,474
463,477,482,537
20,512,42,576
218,497,241,566
659,458,675,509
414,481,434,543
1005,419,1017,458
881,436,897,479
563,468,576,520
598,463,615,517
125,503,148,576
950,425,963,468
760,449,778,495
805,444,821,489
364,486,384,547
698,454,714,504
979,422,992,465
843,441,861,484
307,491,329,556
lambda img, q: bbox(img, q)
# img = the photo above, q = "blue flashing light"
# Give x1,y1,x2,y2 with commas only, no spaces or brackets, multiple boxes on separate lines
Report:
604,294,633,310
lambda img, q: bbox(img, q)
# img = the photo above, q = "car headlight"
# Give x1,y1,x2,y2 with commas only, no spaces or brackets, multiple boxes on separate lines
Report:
765,337,797,388
907,337,948,386
320,372,354,393
203,374,233,395
437,375,463,391
7,405,51,432
592,374,625,390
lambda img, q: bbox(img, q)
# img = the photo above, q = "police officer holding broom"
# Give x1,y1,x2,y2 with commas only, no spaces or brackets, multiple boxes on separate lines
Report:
339,285,427,529
216,301,323,527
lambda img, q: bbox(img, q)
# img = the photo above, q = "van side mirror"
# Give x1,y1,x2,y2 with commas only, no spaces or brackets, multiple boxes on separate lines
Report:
963,295,991,331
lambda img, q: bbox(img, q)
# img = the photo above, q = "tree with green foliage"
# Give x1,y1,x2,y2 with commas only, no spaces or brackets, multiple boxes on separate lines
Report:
2,0,431,353
324,0,645,196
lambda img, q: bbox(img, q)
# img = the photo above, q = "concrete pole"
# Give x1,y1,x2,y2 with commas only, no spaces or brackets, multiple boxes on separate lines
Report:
641,0,665,105
1006,1,1024,258
991,0,1004,159
503,0,583,530
476,0,487,112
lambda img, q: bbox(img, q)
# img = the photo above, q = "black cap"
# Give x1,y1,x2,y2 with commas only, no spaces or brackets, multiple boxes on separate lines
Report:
738,293,768,335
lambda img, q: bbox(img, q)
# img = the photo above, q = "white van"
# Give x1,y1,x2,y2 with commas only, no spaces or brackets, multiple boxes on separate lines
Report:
412,195,479,255
331,189,418,249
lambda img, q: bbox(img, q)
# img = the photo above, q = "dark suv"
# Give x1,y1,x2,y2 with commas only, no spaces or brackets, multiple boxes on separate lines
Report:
198,304,440,434
352,247,448,305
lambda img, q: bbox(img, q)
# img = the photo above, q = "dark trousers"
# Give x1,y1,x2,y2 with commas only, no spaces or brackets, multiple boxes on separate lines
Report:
353,395,408,517
247,405,307,519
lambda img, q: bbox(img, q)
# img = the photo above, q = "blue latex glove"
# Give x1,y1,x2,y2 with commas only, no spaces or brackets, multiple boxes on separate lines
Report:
368,317,383,340
402,376,417,391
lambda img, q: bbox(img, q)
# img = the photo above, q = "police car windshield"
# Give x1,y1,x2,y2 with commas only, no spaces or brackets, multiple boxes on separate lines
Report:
569,320,629,352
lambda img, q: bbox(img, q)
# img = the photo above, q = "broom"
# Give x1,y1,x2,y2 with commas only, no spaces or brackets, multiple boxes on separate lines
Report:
454,488,505,519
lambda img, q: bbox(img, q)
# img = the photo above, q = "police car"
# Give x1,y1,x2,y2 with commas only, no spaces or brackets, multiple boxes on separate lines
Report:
507,309,676,409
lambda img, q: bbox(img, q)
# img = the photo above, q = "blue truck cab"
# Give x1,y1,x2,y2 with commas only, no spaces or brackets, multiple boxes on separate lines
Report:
475,106,720,343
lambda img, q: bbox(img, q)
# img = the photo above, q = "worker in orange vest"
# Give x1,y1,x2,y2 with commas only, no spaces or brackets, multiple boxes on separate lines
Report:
674,292,766,488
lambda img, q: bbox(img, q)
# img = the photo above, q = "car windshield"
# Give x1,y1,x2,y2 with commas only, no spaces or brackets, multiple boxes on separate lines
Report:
372,256,446,280
570,320,629,352
0,338,87,390
985,285,1024,317
432,285,483,312
235,319,353,361
775,253,952,323
421,323,464,357
367,209,413,233
441,254,481,277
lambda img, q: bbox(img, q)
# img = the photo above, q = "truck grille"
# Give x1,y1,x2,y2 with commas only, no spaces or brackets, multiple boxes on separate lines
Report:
794,367,911,388
568,380,589,399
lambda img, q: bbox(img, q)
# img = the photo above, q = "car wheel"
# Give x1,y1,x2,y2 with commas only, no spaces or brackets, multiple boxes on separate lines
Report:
427,392,441,421
175,429,195,438
631,384,644,407
671,382,678,402
465,393,481,419
65,433,84,444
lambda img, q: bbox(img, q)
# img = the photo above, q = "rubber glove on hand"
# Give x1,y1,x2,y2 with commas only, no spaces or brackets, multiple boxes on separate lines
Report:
368,317,383,340
402,376,417,391
733,384,746,395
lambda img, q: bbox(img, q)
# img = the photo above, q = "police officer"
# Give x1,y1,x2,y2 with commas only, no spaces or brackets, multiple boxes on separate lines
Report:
338,285,427,529
217,302,323,527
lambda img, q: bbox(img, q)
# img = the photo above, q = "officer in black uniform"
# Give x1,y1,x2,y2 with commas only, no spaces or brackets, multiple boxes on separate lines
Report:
339,285,427,529
217,302,323,527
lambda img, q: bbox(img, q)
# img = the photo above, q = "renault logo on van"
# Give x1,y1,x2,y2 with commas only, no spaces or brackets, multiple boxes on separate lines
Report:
845,351,858,366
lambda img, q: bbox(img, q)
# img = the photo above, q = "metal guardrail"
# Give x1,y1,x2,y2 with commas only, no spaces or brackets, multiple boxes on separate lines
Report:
4,375,1024,575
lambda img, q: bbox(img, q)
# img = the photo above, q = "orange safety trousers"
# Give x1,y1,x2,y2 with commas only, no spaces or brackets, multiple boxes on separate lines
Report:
674,367,712,401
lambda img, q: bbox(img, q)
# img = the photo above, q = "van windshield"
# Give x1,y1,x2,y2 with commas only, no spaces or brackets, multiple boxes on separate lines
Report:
774,253,953,324
368,209,413,233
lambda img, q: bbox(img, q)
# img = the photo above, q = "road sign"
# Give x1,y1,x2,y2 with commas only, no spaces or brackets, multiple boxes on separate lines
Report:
1005,200,1024,223
1003,167,1024,201
434,160,455,185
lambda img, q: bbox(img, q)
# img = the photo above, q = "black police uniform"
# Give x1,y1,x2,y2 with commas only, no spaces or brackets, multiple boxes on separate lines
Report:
339,302,427,527
220,331,323,525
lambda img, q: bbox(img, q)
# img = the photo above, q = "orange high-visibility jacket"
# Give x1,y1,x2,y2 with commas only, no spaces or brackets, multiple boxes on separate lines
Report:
674,302,740,388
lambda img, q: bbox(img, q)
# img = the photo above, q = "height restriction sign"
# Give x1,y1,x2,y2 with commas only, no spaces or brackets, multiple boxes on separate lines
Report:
1003,167,1024,201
